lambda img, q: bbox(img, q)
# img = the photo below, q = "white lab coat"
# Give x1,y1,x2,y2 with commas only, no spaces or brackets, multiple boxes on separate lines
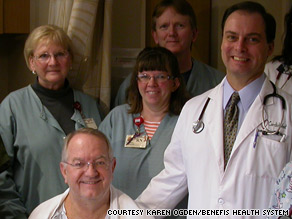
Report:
265,60,292,95
137,78,292,218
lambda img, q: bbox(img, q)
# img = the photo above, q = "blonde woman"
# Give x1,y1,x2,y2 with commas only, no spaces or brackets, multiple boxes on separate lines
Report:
0,25,102,218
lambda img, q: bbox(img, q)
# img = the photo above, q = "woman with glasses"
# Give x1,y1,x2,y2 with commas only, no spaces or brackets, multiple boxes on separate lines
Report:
0,25,103,218
99,47,190,217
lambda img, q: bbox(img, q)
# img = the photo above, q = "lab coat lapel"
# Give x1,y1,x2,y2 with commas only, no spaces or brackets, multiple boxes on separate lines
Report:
230,79,273,159
206,82,225,175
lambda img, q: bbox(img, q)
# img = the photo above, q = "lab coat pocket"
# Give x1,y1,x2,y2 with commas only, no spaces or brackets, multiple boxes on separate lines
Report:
246,136,287,179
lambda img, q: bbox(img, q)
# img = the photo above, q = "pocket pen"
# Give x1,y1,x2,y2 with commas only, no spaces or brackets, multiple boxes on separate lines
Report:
253,129,259,148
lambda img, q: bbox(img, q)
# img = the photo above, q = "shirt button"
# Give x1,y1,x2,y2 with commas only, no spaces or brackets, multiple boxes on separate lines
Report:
218,198,224,205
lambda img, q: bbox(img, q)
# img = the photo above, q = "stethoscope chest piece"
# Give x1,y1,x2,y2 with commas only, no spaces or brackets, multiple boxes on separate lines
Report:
193,120,204,133
192,97,210,134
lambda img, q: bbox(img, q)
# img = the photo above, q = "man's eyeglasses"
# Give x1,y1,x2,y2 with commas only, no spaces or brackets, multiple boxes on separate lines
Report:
137,74,174,83
34,51,69,63
63,160,111,171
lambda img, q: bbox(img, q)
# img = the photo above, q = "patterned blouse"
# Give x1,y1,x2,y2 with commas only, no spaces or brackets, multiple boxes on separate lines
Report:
269,161,292,218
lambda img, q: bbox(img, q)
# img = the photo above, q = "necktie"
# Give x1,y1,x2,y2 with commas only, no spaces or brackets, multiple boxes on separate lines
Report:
224,92,240,169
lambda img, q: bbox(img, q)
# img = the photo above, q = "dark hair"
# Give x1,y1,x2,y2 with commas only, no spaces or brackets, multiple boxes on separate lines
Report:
221,1,276,43
127,47,190,115
273,6,292,65
152,0,197,31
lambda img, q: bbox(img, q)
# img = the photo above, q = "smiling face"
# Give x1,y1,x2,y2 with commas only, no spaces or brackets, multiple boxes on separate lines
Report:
221,10,274,90
137,70,179,111
60,133,116,203
29,40,72,90
152,7,197,58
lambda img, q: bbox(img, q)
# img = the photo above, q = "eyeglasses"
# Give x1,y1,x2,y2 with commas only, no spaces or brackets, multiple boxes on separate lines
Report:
34,51,69,63
137,74,174,83
63,160,111,171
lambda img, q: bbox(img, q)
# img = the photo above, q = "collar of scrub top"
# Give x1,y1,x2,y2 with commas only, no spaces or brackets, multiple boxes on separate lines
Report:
223,73,265,131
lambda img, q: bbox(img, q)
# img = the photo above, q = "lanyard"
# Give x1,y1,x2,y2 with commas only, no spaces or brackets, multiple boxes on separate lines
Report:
73,101,85,118
134,116,144,128
126,116,144,145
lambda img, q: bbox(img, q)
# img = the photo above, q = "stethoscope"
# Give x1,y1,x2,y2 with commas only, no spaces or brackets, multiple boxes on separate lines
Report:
192,98,210,133
192,81,286,135
261,82,286,135
275,63,292,89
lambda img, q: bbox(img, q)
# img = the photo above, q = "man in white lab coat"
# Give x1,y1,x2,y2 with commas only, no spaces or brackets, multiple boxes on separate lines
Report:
136,1,292,218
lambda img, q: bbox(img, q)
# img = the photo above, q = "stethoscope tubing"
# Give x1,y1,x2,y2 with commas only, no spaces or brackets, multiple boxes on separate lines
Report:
192,81,286,135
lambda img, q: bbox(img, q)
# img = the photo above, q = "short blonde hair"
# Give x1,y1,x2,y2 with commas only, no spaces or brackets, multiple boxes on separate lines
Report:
24,24,74,69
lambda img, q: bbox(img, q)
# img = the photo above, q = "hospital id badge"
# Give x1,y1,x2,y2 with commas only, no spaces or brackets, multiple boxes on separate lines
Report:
84,118,98,129
124,134,148,149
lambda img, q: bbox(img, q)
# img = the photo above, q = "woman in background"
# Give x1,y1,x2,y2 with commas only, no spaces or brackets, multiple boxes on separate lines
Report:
99,47,190,218
265,6,292,94
0,24,102,218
